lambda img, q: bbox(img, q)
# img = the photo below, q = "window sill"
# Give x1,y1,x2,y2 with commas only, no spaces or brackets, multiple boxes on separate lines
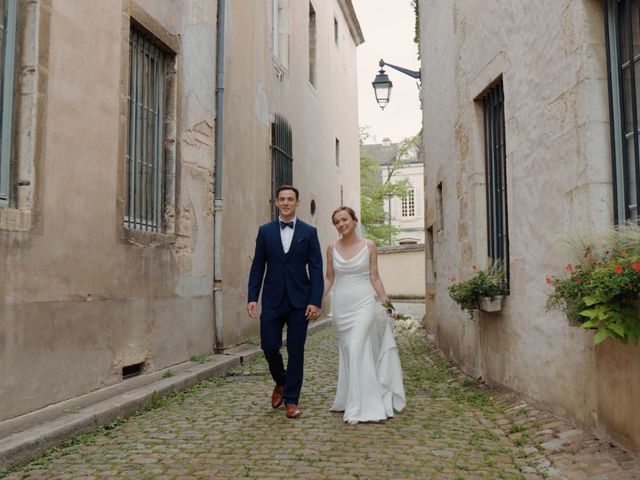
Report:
0,207,33,231
122,227,176,247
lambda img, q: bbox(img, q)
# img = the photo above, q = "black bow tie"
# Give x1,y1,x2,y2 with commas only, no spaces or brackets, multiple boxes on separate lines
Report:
280,220,294,229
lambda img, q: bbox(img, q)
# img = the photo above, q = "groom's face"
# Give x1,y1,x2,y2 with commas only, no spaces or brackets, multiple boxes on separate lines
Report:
276,189,299,219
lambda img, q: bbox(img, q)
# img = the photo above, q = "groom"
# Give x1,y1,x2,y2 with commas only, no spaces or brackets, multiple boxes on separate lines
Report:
247,185,323,419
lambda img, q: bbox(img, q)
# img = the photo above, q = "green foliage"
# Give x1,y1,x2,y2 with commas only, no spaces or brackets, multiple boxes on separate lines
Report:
547,258,640,345
411,0,420,50
359,131,416,246
546,225,640,345
448,263,507,317
190,354,211,363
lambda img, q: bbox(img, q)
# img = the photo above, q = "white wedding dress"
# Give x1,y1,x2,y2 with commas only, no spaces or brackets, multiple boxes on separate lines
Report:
330,244,406,423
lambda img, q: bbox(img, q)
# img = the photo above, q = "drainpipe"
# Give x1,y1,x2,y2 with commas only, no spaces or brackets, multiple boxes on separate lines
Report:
213,0,226,352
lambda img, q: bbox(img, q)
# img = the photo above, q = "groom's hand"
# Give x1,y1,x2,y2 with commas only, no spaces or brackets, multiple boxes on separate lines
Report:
305,305,321,321
247,302,258,318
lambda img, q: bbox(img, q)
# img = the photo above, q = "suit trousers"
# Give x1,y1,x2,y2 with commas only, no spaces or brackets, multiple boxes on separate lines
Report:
260,294,308,405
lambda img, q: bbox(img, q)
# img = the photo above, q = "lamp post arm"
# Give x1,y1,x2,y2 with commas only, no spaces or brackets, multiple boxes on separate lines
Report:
379,58,420,80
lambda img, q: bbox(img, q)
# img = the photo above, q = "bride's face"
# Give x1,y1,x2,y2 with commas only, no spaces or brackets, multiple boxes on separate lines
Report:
333,211,356,236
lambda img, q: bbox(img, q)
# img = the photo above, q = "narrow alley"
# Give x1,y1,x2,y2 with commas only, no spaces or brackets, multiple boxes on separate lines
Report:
3,304,638,480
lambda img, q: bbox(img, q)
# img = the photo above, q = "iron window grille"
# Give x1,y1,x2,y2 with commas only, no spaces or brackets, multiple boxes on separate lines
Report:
271,113,293,219
308,3,317,87
124,25,167,232
605,0,640,224
0,0,18,207
401,188,415,217
482,80,510,287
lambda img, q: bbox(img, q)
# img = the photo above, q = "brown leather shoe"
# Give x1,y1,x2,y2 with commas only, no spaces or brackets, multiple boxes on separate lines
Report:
271,385,285,409
285,403,301,418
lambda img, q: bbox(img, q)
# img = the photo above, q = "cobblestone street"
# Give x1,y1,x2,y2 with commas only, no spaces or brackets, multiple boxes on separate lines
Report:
2,305,639,480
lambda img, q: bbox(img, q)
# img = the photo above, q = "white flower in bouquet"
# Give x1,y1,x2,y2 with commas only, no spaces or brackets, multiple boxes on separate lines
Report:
392,315,423,337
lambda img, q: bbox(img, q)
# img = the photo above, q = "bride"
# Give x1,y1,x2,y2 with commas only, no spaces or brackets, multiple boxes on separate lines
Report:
323,206,406,425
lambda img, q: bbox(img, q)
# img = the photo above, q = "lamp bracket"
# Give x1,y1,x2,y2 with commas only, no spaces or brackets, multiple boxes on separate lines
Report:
379,58,420,80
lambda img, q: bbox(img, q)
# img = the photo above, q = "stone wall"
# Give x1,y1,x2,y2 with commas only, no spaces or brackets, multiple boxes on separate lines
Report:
377,245,425,299
419,0,640,453
0,0,216,422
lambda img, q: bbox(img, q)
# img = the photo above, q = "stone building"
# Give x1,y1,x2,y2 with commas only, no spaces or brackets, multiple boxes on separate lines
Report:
220,0,363,347
419,0,640,452
361,139,424,245
1,0,362,425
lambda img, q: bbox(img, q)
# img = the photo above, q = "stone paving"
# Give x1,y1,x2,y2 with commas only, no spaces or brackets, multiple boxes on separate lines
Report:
2,305,640,479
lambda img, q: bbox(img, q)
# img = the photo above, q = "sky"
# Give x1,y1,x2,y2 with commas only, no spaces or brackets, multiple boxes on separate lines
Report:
352,0,422,145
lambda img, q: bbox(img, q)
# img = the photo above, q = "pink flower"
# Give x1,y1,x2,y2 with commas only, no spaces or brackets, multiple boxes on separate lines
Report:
472,265,477,271
545,275,552,285
565,264,573,271
631,262,640,272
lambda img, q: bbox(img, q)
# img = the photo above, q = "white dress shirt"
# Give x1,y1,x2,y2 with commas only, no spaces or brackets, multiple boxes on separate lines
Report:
279,217,297,254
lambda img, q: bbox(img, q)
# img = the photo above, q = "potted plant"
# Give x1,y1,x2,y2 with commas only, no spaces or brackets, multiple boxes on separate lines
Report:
448,262,507,317
546,225,640,345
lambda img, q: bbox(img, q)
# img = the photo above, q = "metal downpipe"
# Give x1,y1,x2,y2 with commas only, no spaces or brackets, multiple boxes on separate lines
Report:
213,0,226,352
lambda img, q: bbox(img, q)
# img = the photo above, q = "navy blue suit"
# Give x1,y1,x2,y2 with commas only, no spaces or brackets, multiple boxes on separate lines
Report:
248,219,323,405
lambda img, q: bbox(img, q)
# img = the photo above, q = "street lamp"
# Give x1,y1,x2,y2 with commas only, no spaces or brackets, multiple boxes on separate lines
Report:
372,62,392,110
371,58,420,110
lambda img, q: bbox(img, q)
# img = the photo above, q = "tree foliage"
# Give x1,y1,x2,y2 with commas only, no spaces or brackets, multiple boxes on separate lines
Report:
360,131,418,246
411,0,420,52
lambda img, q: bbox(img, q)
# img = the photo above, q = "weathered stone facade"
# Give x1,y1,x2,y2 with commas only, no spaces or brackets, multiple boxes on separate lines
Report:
219,0,363,346
419,0,640,453
1,0,362,425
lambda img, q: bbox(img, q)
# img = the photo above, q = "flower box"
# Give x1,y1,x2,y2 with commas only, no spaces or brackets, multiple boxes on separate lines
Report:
479,296,503,313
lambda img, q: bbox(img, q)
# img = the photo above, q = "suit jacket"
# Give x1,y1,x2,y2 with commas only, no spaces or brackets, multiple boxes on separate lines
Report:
248,219,324,309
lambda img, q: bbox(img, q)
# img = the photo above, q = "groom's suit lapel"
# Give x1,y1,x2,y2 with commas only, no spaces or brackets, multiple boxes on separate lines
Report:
287,221,305,257
270,220,287,258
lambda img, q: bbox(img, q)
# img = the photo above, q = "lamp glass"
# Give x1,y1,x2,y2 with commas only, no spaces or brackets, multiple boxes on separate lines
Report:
372,71,392,109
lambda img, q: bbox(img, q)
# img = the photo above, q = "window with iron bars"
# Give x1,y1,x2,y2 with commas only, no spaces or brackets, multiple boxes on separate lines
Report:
124,25,168,232
271,113,293,219
401,188,415,217
308,3,317,87
0,0,18,207
605,0,640,224
482,80,509,288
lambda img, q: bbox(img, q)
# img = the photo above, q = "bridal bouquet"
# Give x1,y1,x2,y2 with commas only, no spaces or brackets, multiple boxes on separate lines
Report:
381,299,424,337
392,315,422,337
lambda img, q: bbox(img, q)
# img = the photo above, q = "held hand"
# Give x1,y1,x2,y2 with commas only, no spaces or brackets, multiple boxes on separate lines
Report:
305,305,321,321
247,302,258,319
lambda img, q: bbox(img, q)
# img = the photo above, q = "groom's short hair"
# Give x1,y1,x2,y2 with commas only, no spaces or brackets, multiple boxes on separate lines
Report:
276,185,299,200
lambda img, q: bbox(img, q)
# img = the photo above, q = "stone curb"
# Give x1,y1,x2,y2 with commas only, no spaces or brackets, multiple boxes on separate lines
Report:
0,318,333,471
